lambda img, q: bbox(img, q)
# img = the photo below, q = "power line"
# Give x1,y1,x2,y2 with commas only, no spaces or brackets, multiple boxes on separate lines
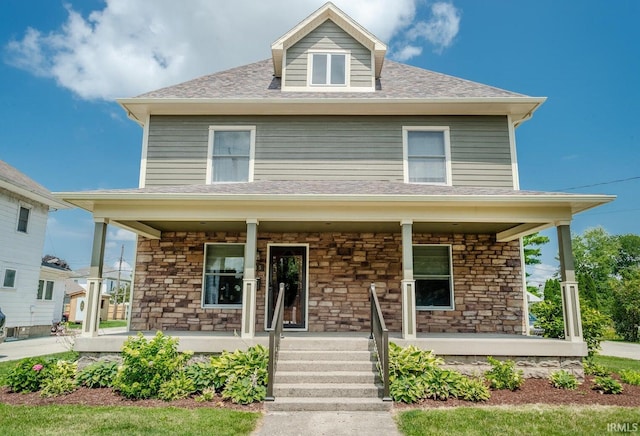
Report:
556,176,640,191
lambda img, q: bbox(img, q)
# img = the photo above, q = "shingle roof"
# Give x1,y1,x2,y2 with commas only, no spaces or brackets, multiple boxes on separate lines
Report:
0,160,63,207
135,59,527,100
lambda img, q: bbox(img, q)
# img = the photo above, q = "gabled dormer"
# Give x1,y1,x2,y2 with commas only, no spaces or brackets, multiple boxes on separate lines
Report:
271,2,387,92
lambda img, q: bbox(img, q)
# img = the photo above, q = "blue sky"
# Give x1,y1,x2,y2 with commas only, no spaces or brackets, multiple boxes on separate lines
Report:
1,0,638,285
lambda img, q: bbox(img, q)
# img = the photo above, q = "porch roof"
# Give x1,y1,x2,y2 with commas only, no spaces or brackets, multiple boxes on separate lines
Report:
57,181,614,241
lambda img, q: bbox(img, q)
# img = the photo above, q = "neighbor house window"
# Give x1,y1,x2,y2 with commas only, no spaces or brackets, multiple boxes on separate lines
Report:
202,244,245,306
17,206,30,233
207,126,255,183
403,127,451,184
310,52,347,86
414,245,454,310
37,280,54,300
3,269,17,288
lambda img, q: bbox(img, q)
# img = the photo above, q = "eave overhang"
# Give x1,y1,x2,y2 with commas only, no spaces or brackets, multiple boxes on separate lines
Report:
117,97,546,127
0,179,71,210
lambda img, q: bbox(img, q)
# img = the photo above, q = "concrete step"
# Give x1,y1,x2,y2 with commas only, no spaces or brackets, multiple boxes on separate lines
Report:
265,397,393,412
276,360,376,372
275,370,378,384
278,350,374,361
279,337,372,351
274,383,381,398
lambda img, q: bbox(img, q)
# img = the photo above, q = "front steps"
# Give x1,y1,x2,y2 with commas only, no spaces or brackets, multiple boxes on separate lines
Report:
265,336,392,412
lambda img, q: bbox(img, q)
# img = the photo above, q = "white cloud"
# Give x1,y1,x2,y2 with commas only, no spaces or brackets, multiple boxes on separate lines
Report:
110,228,137,242
526,263,559,289
4,0,419,100
394,45,423,62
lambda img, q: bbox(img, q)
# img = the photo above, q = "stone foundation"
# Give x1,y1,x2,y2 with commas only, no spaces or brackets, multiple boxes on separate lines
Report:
442,355,585,380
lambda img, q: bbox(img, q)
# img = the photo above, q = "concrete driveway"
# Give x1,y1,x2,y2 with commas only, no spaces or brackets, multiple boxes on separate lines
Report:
601,341,640,360
0,335,69,362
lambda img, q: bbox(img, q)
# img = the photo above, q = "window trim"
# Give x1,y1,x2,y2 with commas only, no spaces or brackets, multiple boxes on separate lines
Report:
307,50,350,87
2,268,17,289
16,204,31,233
402,126,452,185
206,126,256,184
414,244,455,311
201,243,245,309
37,279,55,301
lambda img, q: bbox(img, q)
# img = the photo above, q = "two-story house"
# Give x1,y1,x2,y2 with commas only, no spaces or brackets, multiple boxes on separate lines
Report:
60,3,612,362
0,160,69,339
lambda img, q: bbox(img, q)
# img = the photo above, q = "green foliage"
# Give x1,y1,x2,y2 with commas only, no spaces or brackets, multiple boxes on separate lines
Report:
388,342,443,380
581,306,610,354
158,371,196,401
6,357,52,393
484,356,524,391
221,373,267,405
113,331,193,399
195,388,216,402
390,374,427,403
76,361,119,388
548,370,578,390
582,358,609,376
209,345,268,404
40,361,77,397
184,362,217,393
423,368,465,401
523,232,550,266
619,369,640,386
592,375,623,394
458,377,491,402
611,267,640,342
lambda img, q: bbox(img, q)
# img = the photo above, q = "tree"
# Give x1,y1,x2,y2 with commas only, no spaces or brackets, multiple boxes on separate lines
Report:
523,232,550,297
614,234,640,276
611,267,640,342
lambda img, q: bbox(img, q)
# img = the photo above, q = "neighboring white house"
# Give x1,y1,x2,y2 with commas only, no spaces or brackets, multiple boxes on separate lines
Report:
0,160,69,339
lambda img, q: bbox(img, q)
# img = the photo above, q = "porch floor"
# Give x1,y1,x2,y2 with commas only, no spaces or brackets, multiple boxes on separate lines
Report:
73,330,587,357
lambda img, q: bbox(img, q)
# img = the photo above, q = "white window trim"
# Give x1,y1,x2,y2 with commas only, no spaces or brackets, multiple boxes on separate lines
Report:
37,279,55,301
206,126,256,184
414,244,455,311
402,126,452,186
16,203,32,234
2,268,17,289
307,50,350,88
201,243,245,309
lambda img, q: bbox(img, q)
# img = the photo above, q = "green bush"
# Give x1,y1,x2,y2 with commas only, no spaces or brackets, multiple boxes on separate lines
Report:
113,332,193,399
158,371,196,401
222,373,267,405
76,361,119,388
619,369,640,386
484,357,524,391
389,374,427,403
458,377,491,402
388,343,443,381
592,376,623,394
423,368,465,401
195,387,216,402
6,357,53,393
40,360,77,398
184,362,217,392
549,370,579,390
208,345,268,404
583,358,609,376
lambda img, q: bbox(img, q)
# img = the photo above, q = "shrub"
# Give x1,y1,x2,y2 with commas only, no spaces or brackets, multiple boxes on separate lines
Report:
158,371,196,401
484,356,524,391
208,345,268,404
184,362,217,393
458,377,491,402
388,343,443,381
113,332,193,399
549,370,579,390
389,374,427,403
583,358,609,376
6,357,52,393
592,376,623,394
619,369,640,386
76,361,119,388
195,387,216,402
40,360,77,398
222,372,267,405
423,368,465,401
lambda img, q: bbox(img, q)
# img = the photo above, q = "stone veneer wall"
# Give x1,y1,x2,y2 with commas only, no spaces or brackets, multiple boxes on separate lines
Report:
131,231,524,334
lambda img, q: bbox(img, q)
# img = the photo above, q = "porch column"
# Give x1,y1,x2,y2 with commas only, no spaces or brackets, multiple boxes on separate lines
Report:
401,220,416,339
557,223,583,342
82,219,108,338
241,219,258,339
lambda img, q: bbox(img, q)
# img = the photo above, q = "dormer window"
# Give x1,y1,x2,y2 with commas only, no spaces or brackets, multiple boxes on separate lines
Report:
309,52,347,86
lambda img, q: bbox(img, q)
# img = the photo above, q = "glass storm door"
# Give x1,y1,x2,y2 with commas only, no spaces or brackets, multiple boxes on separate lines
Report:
267,246,307,329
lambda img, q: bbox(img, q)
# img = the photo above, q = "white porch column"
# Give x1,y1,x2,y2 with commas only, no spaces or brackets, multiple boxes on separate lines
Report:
241,219,258,339
557,223,583,342
401,220,416,339
82,219,108,338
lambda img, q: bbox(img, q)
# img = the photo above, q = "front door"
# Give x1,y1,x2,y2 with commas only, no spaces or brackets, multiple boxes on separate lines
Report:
267,245,307,330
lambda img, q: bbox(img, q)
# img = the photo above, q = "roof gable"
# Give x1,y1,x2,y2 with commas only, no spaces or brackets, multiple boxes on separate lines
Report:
271,2,387,78
0,160,68,209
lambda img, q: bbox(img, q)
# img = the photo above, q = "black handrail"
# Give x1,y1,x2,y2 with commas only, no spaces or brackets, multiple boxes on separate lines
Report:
370,283,391,401
265,283,285,401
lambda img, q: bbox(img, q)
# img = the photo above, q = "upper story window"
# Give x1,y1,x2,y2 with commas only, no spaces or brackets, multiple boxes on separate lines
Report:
414,245,454,310
2,269,17,288
403,127,452,185
17,206,30,233
207,126,255,183
37,280,54,300
309,52,348,86
202,244,245,307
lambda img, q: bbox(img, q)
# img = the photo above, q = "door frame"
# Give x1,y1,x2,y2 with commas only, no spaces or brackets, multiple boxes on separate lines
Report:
264,243,309,332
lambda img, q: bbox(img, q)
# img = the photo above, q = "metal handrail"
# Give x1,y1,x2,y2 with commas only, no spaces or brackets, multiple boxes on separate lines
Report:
370,283,391,401
265,283,285,401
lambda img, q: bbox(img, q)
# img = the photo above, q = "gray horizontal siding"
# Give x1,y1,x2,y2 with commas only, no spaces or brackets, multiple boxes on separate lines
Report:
144,115,513,187
285,19,372,88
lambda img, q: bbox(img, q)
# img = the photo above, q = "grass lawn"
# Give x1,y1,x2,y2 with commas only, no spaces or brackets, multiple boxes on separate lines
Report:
593,355,640,373
397,405,640,436
0,404,260,436
66,320,127,330
0,351,78,387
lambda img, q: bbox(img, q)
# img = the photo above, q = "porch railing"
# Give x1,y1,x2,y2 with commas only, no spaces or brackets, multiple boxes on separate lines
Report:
265,283,285,401
369,283,391,401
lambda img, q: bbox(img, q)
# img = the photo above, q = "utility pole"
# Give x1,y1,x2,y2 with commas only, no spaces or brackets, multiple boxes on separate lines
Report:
114,244,124,320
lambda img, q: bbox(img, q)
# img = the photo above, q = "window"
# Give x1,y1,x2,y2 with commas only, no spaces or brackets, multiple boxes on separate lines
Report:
17,206,30,233
414,245,453,310
207,126,255,183
3,269,17,288
37,280,54,300
202,244,245,306
403,127,451,184
310,52,347,86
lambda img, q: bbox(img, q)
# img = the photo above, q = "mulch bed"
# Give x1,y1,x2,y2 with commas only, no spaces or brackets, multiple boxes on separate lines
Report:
0,376,638,410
